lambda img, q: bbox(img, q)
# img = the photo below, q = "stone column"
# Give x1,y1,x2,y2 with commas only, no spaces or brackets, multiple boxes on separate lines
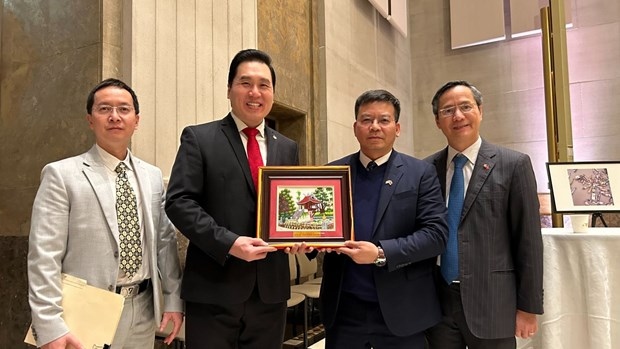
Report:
0,1,126,346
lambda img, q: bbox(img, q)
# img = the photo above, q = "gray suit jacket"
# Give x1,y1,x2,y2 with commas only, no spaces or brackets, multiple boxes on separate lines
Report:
28,145,183,346
425,140,544,339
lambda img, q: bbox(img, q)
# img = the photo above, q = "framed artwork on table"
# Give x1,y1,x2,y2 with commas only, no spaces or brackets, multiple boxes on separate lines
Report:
256,166,354,248
546,161,620,213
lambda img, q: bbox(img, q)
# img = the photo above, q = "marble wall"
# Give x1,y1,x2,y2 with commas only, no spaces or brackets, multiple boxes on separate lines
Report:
322,0,414,162
0,0,125,346
129,0,260,177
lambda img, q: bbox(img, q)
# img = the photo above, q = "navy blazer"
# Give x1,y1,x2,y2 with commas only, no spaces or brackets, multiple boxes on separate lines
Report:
425,139,544,339
165,113,299,305
320,150,448,336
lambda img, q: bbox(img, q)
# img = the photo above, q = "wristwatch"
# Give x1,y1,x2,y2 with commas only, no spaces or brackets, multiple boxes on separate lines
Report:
374,246,387,267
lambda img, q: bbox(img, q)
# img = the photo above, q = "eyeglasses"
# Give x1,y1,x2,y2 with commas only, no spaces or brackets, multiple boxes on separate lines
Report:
437,103,477,118
93,105,134,116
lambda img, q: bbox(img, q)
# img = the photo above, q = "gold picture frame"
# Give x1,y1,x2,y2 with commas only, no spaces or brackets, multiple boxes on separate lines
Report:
256,166,354,248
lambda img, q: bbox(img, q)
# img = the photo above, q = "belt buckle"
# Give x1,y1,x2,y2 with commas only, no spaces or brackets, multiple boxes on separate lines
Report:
119,284,139,298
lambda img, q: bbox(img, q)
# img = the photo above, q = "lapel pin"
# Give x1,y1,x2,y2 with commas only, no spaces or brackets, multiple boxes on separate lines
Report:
272,135,277,140
483,163,490,170
385,180,393,186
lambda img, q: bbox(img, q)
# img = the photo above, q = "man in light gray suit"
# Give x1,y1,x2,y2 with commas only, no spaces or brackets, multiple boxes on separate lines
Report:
424,80,543,349
28,78,184,349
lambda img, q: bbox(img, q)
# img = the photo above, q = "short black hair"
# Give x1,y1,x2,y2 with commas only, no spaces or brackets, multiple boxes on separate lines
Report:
227,49,276,89
86,78,140,114
354,89,401,122
431,80,483,118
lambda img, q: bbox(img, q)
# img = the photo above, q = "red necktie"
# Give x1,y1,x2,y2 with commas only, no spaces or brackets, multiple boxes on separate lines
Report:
242,127,264,189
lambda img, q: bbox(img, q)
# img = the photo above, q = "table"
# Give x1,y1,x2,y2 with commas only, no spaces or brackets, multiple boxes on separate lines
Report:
517,228,620,349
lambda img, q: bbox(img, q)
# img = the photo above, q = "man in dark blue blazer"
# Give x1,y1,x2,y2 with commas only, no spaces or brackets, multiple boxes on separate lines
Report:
165,49,301,349
319,89,449,349
424,81,544,349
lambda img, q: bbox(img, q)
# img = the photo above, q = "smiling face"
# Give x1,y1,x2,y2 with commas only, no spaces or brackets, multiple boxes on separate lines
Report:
87,86,139,159
227,61,274,127
354,101,400,160
435,85,482,151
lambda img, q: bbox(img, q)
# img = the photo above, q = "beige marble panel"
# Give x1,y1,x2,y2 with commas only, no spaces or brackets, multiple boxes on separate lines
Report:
154,0,178,176
130,0,157,165
324,0,353,53
450,0,505,49
481,88,548,144
412,113,446,158
242,0,257,48
508,37,545,91
573,0,620,27
195,0,215,124
324,0,413,157
573,134,620,162
212,2,234,118
350,0,378,74
177,1,198,131
573,79,620,139
103,0,123,46
324,48,357,124
228,0,244,55
130,0,258,176
327,119,359,162
566,21,620,83
102,42,122,78
410,2,449,60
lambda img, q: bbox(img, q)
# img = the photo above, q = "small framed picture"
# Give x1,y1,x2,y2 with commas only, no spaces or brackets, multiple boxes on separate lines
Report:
546,161,620,213
256,166,354,248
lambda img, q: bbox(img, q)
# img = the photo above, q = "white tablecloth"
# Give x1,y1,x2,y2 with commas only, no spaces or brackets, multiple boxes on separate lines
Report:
518,228,620,349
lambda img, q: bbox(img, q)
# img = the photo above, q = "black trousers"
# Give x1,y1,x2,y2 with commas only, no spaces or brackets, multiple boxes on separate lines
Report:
326,292,425,349
425,282,515,349
184,287,286,349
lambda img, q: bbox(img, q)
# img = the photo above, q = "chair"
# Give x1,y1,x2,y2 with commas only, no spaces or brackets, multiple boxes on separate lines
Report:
298,253,322,285
287,254,309,348
290,254,322,330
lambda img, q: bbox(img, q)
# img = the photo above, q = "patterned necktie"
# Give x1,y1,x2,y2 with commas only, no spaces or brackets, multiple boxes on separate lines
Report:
441,154,467,284
242,127,264,189
366,161,378,171
115,162,142,278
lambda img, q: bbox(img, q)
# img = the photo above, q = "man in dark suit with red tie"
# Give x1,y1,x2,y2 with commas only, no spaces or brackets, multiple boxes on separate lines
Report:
425,80,544,349
165,49,300,349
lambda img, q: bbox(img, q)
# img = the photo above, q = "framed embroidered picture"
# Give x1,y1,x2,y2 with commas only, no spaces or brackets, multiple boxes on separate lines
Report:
256,166,354,248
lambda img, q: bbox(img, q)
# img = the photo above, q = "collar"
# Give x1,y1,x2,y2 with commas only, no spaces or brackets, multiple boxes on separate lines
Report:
95,144,133,173
230,112,266,138
447,137,481,165
359,150,392,168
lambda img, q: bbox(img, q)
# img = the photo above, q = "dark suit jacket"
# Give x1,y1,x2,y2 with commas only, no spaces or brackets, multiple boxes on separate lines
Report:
425,139,544,339
165,113,299,305
320,151,449,336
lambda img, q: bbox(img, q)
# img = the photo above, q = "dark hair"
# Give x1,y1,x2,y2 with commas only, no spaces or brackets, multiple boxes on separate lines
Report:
354,89,401,122
86,78,140,114
227,49,276,89
431,80,483,118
